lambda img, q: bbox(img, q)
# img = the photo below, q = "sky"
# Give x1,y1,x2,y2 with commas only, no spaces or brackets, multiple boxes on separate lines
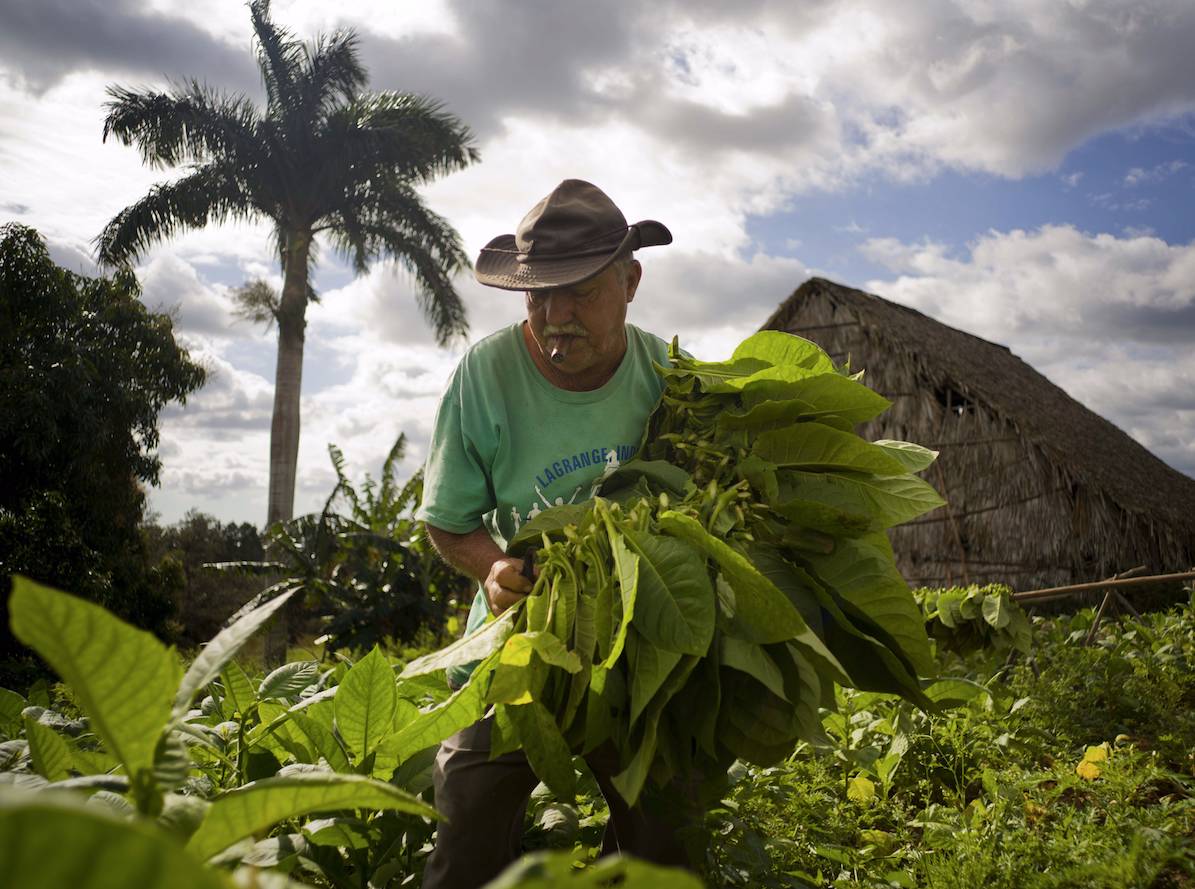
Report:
1,0,1193,527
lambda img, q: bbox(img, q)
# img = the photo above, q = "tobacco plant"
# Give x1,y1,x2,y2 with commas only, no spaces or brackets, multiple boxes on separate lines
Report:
396,331,946,813
916,583,1032,658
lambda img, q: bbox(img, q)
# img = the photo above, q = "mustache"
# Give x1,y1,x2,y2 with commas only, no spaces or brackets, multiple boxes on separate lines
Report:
542,323,588,337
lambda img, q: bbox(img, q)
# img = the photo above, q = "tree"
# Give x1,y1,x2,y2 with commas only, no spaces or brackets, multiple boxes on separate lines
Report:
97,0,478,529
209,435,470,654
0,223,206,684
142,510,267,647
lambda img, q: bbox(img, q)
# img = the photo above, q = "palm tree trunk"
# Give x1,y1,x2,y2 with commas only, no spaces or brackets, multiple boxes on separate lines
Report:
265,228,311,664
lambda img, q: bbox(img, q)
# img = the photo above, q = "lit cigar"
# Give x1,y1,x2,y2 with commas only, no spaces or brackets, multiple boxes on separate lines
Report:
550,336,570,364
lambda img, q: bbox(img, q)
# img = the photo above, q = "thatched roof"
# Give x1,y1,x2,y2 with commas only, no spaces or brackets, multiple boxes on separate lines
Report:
762,277,1195,544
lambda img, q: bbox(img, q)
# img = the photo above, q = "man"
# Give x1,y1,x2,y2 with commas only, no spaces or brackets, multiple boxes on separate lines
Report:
415,179,688,888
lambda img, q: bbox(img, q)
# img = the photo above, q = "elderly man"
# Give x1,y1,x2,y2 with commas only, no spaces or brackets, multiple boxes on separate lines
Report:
415,180,689,887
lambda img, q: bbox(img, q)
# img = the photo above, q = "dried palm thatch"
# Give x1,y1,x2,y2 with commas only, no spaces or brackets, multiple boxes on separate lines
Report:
761,277,1195,590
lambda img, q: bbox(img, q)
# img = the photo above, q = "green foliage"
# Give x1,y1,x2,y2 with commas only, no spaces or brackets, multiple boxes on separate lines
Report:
702,601,1195,888
916,583,1032,658
211,435,469,653
1,576,716,888
0,223,205,678
143,511,266,648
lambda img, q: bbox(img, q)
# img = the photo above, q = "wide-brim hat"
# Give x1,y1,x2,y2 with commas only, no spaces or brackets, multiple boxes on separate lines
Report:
475,179,672,291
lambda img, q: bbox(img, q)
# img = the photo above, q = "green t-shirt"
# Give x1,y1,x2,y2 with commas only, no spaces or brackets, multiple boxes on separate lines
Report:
415,320,671,686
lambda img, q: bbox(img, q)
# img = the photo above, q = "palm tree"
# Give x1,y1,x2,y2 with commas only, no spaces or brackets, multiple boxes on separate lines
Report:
97,0,478,529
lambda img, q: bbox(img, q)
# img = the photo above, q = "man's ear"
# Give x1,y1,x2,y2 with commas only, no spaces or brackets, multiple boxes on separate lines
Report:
625,259,643,303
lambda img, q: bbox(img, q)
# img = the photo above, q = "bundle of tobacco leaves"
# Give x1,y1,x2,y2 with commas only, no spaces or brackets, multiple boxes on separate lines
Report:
397,331,945,806
915,583,1032,657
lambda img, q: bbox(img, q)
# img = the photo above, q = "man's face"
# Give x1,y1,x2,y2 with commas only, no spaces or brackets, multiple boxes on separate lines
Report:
524,260,642,381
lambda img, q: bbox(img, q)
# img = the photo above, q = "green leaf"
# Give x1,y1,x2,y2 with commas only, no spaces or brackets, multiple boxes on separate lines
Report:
382,650,499,764
8,576,180,779
802,534,935,676
660,355,772,390
731,330,837,373
716,397,820,432
302,816,371,849
741,373,890,424
173,590,296,717
187,772,437,861
290,713,351,773
598,460,692,498
873,440,938,473
778,470,945,530
0,793,232,889
505,701,576,801
848,774,876,803
755,550,927,704
483,849,704,889
509,502,593,553
621,528,715,656
0,688,25,733
925,678,990,709
720,638,787,702
703,363,823,394
657,514,846,688
24,715,72,782
602,522,640,668
719,677,801,766
982,592,1011,630
487,649,548,706
627,631,683,727
753,424,908,475
220,661,256,716
258,661,318,701
500,632,582,674
398,608,517,679
252,702,311,763
611,656,698,805
334,647,397,759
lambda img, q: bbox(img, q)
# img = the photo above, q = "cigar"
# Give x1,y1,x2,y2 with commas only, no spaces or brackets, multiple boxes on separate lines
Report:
550,336,570,364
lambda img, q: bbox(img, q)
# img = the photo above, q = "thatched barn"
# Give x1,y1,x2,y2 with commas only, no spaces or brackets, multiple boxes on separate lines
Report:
761,277,1195,591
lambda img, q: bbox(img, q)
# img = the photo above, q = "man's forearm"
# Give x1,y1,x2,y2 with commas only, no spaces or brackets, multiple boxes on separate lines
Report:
425,523,533,616
425,524,507,583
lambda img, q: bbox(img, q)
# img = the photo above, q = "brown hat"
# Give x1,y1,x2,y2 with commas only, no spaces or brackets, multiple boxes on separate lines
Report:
474,179,672,291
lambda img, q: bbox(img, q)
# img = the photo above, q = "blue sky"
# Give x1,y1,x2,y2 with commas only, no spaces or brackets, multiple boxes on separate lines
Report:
1,0,1192,525
752,118,1195,287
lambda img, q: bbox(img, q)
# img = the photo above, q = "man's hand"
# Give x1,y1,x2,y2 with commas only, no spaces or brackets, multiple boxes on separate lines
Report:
424,524,539,616
485,557,534,616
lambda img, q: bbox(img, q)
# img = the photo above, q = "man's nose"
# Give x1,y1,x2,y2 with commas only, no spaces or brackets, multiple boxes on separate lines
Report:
542,291,574,325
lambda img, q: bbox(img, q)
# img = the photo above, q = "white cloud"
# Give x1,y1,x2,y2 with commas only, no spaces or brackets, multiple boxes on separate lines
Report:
1124,159,1188,186
862,224,1195,475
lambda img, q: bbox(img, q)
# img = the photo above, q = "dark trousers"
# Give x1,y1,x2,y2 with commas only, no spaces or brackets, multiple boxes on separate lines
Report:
421,717,694,889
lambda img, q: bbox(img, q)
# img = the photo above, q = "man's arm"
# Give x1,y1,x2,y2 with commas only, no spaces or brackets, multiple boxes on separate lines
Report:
425,524,533,617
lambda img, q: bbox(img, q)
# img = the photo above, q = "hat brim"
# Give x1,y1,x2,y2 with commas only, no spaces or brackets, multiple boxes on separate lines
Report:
475,220,671,291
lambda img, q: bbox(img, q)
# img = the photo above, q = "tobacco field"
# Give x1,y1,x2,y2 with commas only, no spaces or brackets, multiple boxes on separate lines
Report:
2,331,1193,888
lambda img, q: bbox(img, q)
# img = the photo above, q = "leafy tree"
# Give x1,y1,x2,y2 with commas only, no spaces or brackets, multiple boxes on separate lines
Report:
142,510,267,647
97,0,478,529
0,223,206,684
211,435,470,653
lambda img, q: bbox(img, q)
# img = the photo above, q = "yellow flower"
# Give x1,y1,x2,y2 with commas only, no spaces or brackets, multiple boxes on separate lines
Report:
1076,760,1101,781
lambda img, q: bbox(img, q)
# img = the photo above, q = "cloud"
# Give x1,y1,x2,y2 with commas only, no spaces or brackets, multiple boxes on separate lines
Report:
862,224,1195,476
5,0,1195,192
862,224,1195,345
160,349,274,433
0,0,258,94
1124,159,1189,186
137,252,250,339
